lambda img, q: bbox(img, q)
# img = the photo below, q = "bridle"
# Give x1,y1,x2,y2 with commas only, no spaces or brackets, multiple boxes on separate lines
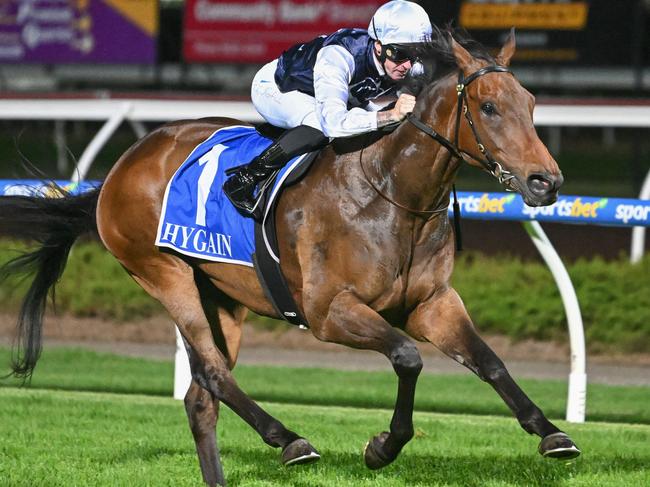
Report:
407,65,515,188
360,64,516,219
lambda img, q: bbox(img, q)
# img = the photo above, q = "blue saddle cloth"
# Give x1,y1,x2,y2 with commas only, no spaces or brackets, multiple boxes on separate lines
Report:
155,125,303,267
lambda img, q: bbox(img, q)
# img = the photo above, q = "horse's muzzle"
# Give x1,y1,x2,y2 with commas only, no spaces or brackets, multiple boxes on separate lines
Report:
525,173,564,206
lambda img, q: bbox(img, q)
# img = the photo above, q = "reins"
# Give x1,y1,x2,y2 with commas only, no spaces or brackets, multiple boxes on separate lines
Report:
409,65,515,187
359,64,515,221
358,139,450,219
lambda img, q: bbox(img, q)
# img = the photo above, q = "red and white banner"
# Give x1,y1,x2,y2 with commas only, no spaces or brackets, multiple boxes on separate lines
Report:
183,0,383,63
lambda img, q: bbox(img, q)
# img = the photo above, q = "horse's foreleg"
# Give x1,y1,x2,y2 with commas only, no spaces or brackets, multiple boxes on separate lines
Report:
310,290,423,469
405,288,580,459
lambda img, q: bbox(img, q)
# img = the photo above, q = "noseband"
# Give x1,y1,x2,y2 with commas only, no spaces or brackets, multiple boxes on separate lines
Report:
407,65,516,190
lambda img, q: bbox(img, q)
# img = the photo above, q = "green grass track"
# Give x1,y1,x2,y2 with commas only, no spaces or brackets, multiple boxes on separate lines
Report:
0,388,649,486
1,347,649,425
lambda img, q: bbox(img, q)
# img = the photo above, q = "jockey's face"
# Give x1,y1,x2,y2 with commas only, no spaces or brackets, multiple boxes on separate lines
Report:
384,57,413,80
374,41,413,80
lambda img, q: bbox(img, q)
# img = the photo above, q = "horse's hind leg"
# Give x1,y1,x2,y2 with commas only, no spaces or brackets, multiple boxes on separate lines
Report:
405,288,580,459
126,256,319,485
182,272,245,486
184,372,225,486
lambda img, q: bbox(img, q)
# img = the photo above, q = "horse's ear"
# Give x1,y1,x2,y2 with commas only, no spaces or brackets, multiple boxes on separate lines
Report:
451,36,479,73
496,27,516,67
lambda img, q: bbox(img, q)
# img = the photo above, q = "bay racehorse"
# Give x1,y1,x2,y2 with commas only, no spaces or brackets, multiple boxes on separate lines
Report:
1,30,579,486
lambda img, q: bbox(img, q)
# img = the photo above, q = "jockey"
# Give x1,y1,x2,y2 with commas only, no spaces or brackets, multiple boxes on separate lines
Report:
223,0,433,215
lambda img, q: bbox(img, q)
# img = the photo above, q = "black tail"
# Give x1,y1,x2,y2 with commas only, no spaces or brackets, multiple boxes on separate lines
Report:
0,187,101,380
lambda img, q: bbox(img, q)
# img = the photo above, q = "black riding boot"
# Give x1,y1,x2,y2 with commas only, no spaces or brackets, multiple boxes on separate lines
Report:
223,143,287,214
223,125,328,216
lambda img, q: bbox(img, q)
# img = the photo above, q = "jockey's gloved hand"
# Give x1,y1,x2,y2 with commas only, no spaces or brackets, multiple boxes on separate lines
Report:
377,93,416,127
392,94,416,120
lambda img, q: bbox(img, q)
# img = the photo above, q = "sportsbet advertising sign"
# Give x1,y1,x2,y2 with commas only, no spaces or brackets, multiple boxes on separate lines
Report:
454,192,650,227
1,180,647,227
0,0,158,63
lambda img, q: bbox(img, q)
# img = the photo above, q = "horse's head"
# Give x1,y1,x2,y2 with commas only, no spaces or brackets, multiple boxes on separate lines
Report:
410,29,562,207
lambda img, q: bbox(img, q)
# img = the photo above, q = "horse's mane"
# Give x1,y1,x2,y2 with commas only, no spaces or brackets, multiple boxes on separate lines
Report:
336,27,496,152
400,25,496,96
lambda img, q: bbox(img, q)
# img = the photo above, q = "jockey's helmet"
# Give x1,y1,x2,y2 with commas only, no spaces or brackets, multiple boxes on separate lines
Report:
368,1,432,45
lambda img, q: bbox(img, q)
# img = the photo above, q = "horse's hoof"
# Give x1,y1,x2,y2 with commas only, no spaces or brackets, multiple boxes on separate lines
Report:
282,438,321,466
363,431,394,470
539,432,581,460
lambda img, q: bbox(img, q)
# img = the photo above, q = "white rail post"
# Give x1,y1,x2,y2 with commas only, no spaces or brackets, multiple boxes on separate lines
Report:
174,327,192,400
54,120,68,174
70,102,132,182
523,221,586,423
631,168,650,263
128,119,148,139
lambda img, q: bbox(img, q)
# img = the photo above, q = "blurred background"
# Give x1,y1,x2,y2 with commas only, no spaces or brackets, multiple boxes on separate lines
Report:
0,7,650,476
0,0,648,259
0,1,649,357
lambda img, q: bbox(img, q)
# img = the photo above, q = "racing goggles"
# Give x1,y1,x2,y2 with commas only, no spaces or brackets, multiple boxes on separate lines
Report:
381,44,418,63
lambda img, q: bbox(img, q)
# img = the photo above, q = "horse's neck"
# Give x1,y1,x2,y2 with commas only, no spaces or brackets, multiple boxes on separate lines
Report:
370,78,460,215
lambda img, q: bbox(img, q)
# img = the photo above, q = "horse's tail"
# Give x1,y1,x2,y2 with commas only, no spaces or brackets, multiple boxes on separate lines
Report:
0,187,101,380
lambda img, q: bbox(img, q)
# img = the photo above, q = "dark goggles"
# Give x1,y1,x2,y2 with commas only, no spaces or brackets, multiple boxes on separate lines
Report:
382,44,418,63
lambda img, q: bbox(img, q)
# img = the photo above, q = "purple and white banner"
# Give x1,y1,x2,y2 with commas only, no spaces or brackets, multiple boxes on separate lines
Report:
0,0,158,63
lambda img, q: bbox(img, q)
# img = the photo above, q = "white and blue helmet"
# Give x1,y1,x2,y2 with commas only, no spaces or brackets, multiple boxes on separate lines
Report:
368,1,432,45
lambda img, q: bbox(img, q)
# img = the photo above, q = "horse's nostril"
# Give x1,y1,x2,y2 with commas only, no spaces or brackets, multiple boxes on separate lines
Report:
528,175,553,196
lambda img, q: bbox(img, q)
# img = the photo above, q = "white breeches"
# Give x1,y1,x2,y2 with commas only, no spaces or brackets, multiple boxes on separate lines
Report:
251,60,322,131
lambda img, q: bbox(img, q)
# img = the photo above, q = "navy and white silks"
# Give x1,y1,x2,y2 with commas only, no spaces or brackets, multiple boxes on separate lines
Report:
251,29,398,138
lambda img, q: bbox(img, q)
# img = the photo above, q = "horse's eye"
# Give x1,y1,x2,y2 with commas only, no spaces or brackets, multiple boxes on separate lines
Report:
481,102,496,115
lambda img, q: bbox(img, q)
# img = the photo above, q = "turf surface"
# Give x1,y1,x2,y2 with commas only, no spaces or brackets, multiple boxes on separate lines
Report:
1,347,648,425
0,388,648,486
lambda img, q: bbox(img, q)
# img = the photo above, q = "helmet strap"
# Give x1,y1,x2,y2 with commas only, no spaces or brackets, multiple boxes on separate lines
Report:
378,44,388,63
